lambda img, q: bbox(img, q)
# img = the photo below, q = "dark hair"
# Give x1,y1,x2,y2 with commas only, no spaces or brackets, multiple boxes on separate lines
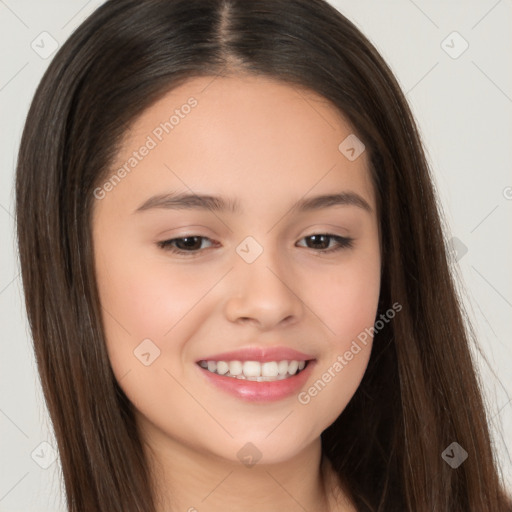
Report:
15,0,512,510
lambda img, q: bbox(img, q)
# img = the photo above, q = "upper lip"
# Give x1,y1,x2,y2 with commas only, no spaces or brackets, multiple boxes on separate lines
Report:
196,346,315,363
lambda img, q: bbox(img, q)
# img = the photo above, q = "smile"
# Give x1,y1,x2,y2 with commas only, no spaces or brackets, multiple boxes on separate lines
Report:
196,358,316,402
197,359,308,381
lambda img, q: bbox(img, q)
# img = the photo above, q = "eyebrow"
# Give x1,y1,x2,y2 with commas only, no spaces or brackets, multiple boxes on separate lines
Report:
134,190,372,215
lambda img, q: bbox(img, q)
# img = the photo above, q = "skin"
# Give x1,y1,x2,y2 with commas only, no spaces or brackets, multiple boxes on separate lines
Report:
92,74,381,512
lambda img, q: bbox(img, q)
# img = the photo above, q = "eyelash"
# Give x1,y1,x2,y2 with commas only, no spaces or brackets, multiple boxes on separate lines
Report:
157,234,354,256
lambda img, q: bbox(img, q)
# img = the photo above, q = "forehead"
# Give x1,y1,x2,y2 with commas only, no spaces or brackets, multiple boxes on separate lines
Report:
101,74,375,215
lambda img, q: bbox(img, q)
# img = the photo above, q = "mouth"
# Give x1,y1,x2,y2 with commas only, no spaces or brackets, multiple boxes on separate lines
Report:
197,359,311,382
195,357,316,402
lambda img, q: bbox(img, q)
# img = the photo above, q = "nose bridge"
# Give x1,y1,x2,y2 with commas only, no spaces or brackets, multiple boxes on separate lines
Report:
224,234,303,327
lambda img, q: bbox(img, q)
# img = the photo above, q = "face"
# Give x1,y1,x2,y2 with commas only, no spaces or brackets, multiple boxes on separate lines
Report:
92,74,381,466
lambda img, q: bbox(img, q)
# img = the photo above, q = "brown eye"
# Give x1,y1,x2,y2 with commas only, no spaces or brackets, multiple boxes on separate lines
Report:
297,234,354,253
157,236,216,254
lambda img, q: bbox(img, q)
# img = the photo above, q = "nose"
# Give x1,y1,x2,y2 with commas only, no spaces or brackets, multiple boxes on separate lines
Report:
223,244,304,330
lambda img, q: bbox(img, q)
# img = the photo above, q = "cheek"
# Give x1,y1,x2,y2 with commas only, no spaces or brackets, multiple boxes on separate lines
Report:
330,272,380,344
94,248,215,437
316,251,381,345
297,249,380,426
96,246,211,335
94,241,216,382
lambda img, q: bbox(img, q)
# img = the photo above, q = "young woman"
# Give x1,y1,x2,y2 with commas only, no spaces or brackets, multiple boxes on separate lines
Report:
15,0,512,510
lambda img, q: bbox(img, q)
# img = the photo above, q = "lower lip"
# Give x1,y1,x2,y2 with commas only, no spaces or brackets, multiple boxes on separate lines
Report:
196,361,316,402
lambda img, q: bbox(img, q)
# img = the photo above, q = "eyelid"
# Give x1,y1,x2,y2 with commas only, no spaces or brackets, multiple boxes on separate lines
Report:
155,224,213,238
156,235,216,253
157,232,354,256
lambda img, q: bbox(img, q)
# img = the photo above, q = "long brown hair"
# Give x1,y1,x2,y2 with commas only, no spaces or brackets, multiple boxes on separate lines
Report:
15,0,511,510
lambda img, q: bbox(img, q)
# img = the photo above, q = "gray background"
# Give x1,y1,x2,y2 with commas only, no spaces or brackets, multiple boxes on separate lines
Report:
1,1,511,510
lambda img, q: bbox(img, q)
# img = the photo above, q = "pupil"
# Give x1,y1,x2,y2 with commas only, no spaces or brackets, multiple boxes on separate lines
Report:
309,235,328,249
180,237,201,250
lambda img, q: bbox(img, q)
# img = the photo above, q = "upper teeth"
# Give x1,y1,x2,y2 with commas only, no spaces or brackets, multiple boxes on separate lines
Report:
199,360,307,380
